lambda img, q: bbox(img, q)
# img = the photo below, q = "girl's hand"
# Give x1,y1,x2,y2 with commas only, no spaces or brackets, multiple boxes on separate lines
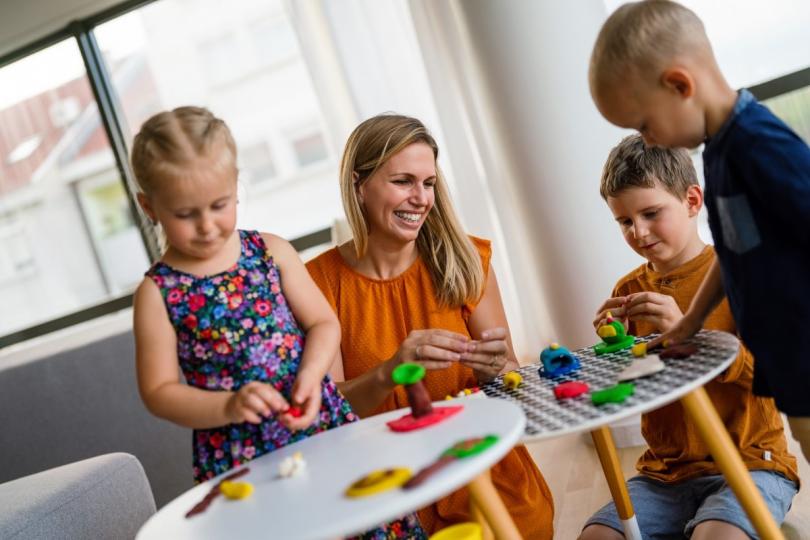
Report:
624,292,682,332
460,327,510,383
281,371,323,431
593,296,628,329
393,329,472,370
225,381,289,425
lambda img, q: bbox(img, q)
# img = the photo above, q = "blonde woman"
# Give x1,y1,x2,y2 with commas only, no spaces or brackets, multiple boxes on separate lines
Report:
307,114,554,538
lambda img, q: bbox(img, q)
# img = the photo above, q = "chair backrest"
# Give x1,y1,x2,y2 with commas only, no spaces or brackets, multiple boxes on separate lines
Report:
0,331,192,507
0,453,156,539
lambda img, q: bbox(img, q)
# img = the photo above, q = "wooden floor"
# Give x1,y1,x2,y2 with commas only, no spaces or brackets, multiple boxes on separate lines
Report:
524,420,810,539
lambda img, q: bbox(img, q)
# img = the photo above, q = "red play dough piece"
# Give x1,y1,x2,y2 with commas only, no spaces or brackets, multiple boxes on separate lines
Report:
287,406,302,418
554,381,589,399
386,405,463,432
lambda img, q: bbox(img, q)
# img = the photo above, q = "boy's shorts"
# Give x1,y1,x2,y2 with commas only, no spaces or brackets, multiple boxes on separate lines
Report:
584,471,797,539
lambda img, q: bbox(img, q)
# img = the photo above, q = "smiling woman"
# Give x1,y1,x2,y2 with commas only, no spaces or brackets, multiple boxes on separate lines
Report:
306,114,555,538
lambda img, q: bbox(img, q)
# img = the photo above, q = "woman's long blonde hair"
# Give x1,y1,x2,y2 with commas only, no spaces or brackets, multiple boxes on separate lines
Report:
340,113,484,307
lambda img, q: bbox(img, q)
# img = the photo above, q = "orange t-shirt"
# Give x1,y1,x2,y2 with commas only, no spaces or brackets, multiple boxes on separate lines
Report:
307,237,554,539
613,245,798,484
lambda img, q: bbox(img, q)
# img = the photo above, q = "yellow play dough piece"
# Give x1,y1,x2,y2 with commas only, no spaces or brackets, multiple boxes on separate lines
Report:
631,342,647,357
503,371,523,389
219,480,254,499
345,468,412,497
429,522,483,540
597,325,617,338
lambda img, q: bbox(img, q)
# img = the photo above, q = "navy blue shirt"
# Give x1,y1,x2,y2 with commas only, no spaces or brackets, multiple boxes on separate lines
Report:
703,89,810,415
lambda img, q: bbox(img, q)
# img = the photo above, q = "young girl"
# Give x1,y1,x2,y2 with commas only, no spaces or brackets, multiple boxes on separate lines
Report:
131,106,425,539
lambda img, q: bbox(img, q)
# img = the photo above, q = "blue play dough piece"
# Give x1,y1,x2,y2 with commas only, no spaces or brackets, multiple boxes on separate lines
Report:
539,345,581,378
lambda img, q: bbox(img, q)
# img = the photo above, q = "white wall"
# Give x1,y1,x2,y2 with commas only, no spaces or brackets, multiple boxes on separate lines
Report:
411,0,643,349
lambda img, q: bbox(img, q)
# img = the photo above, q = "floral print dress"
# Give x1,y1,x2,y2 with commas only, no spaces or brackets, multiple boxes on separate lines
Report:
146,230,425,539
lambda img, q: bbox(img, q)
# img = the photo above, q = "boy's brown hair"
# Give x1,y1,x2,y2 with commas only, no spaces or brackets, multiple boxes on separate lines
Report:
589,0,709,92
600,134,698,200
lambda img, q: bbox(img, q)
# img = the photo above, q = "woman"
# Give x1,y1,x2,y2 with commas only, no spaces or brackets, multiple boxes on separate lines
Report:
306,114,554,538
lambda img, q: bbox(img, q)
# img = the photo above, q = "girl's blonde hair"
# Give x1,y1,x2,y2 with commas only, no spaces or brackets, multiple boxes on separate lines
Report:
340,113,484,308
130,106,237,194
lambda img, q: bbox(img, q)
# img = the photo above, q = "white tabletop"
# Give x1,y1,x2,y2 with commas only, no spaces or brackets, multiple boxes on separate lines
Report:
482,330,739,442
137,397,526,540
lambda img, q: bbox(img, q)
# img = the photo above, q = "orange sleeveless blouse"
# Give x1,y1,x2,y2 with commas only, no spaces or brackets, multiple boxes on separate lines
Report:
307,237,554,538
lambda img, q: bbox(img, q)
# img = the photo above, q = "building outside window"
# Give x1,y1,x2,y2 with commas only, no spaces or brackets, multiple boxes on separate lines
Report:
0,39,149,337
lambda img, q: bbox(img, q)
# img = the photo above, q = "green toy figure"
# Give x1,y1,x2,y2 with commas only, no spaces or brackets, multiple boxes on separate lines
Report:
593,311,635,355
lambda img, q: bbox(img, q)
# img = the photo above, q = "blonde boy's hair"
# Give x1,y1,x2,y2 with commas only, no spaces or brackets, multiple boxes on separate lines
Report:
131,106,237,194
600,134,698,200
589,0,710,92
340,113,484,308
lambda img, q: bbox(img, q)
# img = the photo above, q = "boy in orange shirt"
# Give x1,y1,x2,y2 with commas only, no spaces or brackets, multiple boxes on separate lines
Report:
579,135,797,540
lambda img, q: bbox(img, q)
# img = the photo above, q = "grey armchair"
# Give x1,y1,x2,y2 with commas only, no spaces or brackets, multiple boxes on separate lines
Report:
0,453,156,540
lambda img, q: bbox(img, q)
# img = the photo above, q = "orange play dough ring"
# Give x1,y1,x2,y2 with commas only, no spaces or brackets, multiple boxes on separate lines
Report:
345,467,412,497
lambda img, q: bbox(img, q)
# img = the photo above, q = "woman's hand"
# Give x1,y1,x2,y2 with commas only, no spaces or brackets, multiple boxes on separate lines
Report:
392,329,472,370
281,370,322,431
460,327,510,384
225,381,289,425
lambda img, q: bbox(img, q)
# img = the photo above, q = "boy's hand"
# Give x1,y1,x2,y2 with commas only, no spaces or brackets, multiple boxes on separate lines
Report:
281,371,322,431
648,312,703,350
593,297,628,329
226,381,289,424
623,292,682,332
460,327,510,383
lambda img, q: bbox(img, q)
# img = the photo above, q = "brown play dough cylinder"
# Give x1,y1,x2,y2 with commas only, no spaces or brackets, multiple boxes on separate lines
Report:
406,380,433,418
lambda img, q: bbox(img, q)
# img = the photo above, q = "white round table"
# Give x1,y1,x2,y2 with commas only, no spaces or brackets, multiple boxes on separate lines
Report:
137,397,526,540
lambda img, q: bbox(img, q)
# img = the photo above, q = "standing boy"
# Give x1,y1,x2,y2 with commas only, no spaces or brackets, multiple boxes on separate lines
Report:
588,0,810,461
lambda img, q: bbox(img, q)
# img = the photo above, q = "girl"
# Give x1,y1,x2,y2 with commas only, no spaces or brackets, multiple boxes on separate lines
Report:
131,106,424,539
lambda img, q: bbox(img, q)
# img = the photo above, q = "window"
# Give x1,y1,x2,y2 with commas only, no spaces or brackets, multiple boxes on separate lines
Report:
251,17,298,66
0,217,35,283
763,85,810,143
0,39,148,337
199,33,243,86
240,141,277,184
291,130,329,167
94,0,343,241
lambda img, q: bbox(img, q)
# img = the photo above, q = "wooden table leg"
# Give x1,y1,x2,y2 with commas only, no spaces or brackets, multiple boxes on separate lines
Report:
467,470,522,540
470,497,494,540
591,427,642,540
680,387,784,540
